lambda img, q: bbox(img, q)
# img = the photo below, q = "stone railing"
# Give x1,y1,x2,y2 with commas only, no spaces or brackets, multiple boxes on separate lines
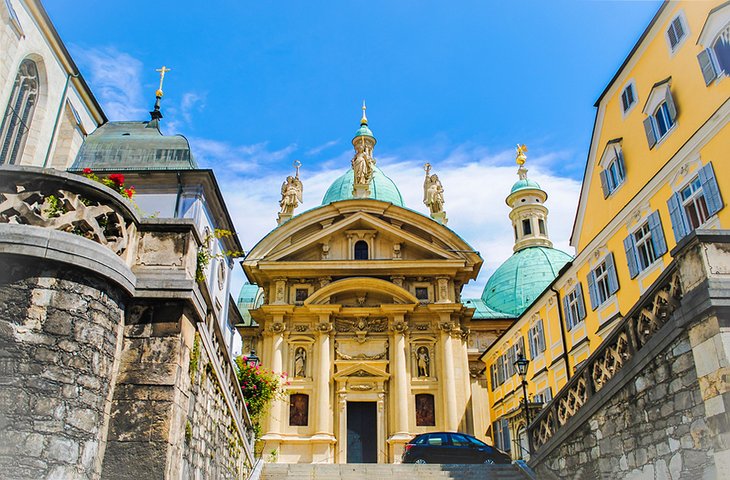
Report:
0,165,139,257
529,264,683,451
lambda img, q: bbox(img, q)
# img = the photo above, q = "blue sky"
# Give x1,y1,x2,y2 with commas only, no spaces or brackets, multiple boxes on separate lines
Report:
45,0,662,298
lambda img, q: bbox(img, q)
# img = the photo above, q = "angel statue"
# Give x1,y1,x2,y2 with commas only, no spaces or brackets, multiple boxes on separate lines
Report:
423,163,445,215
352,140,375,185
279,160,303,215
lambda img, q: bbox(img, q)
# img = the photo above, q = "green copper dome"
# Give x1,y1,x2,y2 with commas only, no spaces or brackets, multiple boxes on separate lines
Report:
237,283,263,326
481,246,572,317
321,166,405,206
353,123,374,140
510,178,542,193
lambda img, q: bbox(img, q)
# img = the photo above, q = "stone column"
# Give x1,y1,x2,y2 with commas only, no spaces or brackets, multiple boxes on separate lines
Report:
315,320,332,436
439,318,459,432
391,314,409,435
267,317,286,436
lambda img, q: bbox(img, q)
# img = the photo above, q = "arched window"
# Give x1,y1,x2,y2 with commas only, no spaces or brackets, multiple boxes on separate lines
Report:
713,25,730,73
354,240,369,260
1,59,39,165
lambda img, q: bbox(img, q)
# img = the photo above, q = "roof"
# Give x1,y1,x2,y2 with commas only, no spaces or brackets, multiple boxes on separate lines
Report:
481,246,572,317
463,297,514,320
236,283,263,326
71,121,197,171
510,178,542,194
321,165,405,206
353,123,375,140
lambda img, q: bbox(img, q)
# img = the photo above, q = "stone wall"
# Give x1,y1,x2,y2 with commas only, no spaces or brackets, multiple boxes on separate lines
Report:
533,328,715,479
0,257,126,480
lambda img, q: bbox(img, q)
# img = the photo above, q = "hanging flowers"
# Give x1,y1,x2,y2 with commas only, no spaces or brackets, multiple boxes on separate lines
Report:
82,168,135,199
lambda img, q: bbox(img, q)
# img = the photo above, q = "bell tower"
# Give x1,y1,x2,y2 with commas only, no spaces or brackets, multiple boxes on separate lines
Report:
507,145,553,252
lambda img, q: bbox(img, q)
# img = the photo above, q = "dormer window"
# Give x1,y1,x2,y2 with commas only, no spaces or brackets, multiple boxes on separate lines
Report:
697,4,730,85
666,12,688,53
642,79,677,149
599,140,626,198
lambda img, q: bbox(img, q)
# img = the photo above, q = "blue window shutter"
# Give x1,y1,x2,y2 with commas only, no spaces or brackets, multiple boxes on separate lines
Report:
576,283,587,320
665,88,678,123
648,211,668,257
698,49,719,85
586,271,598,310
606,252,619,295
600,170,609,198
667,192,689,242
614,146,626,181
699,162,723,216
538,320,545,352
563,294,572,329
643,117,657,149
624,234,639,279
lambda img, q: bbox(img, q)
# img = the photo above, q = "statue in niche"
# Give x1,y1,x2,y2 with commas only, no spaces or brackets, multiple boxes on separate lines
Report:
417,346,430,377
294,347,306,378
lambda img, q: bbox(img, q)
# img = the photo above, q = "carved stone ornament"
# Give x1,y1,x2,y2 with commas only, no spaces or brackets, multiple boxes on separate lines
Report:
269,322,286,334
415,323,429,331
335,346,387,361
293,324,308,332
315,322,333,333
460,327,470,340
350,384,374,391
351,369,375,377
390,321,408,334
439,322,454,333
391,276,405,288
334,317,387,333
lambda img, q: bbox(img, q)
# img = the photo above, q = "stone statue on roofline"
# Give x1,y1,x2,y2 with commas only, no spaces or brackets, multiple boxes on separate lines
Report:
423,163,448,225
277,160,303,225
352,139,375,186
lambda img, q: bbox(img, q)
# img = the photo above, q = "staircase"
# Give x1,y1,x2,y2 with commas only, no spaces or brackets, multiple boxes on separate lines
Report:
260,463,533,480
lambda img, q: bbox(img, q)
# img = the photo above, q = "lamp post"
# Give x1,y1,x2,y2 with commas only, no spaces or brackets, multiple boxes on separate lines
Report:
245,349,260,368
514,353,531,428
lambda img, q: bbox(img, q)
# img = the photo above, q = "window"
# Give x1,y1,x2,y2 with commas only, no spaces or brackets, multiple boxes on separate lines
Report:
0,59,39,165
450,433,471,447
587,253,619,310
354,240,368,260
522,219,532,236
295,288,308,302
599,142,626,198
667,14,687,52
538,219,546,235
415,287,429,301
624,211,668,278
427,433,448,446
535,388,553,405
621,83,636,113
642,82,677,149
563,284,586,330
667,162,724,242
493,419,511,452
528,320,546,357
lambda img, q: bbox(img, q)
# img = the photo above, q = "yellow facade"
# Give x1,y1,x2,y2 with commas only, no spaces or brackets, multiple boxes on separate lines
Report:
481,0,730,458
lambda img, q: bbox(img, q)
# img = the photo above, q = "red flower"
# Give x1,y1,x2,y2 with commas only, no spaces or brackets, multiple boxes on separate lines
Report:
123,186,136,198
108,173,125,186
82,168,93,175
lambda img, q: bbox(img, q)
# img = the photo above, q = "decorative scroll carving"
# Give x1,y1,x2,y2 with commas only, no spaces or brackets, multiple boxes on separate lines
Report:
293,324,308,332
269,322,286,334
390,320,408,335
350,384,373,391
335,347,386,361
334,317,387,333
0,189,131,254
315,322,333,333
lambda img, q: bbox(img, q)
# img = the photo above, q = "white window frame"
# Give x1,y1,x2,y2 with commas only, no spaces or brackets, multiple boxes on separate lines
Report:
599,142,626,197
665,11,689,55
633,222,658,272
680,176,711,230
528,320,546,358
593,261,611,305
566,288,582,330
653,101,675,140
620,80,637,116
697,6,730,84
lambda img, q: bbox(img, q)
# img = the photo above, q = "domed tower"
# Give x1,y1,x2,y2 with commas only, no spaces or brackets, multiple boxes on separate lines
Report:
321,104,405,206
476,145,572,318
508,145,553,252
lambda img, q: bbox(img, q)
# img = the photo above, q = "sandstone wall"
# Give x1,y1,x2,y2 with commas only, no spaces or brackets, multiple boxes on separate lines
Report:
0,257,126,480
533,328,715,479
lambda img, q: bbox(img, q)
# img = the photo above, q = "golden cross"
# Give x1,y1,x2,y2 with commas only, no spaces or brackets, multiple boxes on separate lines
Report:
155,66,171,97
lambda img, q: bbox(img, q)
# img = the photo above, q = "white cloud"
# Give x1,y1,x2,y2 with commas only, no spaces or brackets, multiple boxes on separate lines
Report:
306,139,340,156
72,46,147,121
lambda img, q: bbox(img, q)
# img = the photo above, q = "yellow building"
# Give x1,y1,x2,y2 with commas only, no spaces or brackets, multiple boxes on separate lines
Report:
480,0,730,459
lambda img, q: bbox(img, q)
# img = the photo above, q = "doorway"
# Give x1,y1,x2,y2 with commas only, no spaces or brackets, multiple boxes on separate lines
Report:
346,402,377,463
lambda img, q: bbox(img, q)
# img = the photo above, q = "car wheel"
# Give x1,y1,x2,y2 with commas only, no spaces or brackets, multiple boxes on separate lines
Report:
414,458,427,464
483,458,495,464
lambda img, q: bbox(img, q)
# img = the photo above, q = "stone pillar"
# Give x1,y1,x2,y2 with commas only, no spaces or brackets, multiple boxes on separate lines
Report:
439,319,459,432
272,278,287,305
436,276,450,303
315,321,332,436
392,317,409,435
266,317,286,437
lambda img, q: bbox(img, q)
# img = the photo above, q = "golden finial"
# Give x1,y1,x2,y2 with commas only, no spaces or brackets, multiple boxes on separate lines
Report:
155,65,171,97
516,144,528,166
360,100,368,125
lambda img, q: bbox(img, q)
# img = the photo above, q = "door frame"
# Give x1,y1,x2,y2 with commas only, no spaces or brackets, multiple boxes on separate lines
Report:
337,391,386,463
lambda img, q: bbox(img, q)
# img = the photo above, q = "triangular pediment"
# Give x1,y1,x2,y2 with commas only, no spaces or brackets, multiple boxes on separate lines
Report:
267,211,459,262
333,362,390,380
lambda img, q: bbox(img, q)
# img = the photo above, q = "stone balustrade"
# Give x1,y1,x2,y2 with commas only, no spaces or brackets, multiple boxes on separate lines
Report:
530,264,683,451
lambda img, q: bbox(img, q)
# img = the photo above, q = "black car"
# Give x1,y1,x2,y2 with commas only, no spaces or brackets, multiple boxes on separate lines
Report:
401,432,511,464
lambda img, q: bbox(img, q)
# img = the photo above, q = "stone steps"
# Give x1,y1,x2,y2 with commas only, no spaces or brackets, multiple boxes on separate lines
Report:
260,463,530,480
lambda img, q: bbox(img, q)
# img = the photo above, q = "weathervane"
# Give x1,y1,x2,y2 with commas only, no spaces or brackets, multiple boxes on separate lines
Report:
155,65,171,97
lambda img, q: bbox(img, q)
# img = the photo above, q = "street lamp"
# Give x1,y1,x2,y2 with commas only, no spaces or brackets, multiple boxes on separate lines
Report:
245,349,260,368
514,353,531,427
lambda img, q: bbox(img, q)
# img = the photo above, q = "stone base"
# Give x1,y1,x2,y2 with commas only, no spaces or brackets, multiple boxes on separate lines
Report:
430,211,448,225
387,433,412,464
352,183,371,199
277,213,293,225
